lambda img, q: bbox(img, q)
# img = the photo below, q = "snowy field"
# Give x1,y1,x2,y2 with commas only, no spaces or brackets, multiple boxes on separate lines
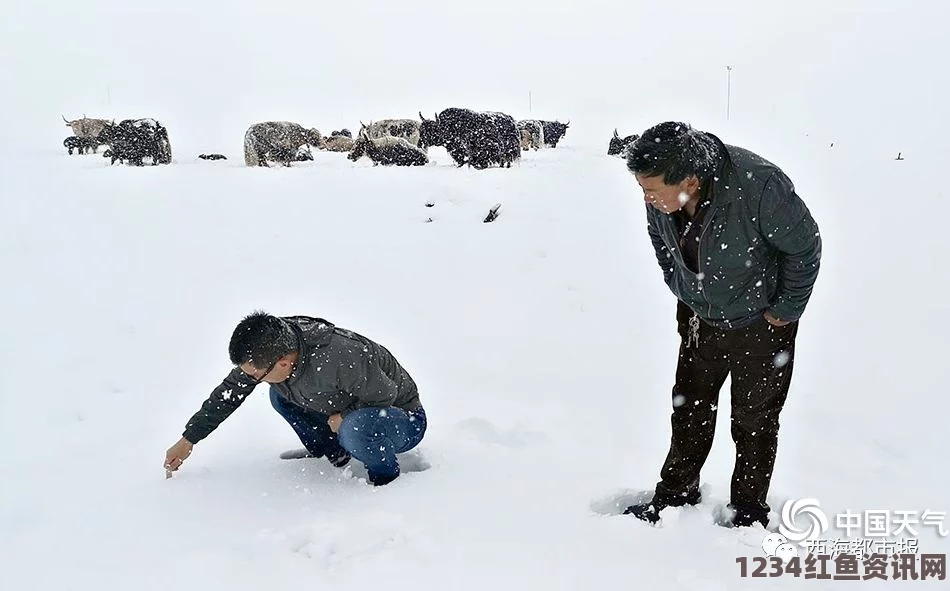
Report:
2,1,949,589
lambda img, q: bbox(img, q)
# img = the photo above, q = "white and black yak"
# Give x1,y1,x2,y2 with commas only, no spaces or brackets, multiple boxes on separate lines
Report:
63,114,113,144
357,119,424,148
516,119,545,151
325,134,355,152
243,121,326,167
347,130,428,166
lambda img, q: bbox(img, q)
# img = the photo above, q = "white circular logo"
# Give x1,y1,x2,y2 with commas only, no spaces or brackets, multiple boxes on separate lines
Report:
779,498,829,546
762,533,788,556
775,543,799,562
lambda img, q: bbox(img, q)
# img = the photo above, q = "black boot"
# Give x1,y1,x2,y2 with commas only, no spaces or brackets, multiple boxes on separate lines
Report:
624,488,702,524
729,504,769,528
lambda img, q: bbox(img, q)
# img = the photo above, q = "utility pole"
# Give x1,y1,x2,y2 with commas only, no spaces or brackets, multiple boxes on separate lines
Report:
725,66,733,120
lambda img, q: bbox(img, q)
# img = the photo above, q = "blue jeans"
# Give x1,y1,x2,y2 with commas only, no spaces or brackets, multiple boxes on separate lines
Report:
270,387,427,485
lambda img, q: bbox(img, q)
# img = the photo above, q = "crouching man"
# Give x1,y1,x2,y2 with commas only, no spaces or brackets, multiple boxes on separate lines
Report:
164,311,427,486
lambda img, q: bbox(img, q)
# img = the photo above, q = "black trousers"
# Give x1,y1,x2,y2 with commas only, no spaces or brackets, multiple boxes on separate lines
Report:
654,301,799,518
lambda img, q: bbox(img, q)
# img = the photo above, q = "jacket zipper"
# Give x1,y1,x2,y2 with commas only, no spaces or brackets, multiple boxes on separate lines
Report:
688,191,718,317
660,189,718,319
696,209,714,318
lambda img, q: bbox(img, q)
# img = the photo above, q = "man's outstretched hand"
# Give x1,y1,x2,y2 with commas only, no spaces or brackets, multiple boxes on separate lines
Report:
165,437,194,477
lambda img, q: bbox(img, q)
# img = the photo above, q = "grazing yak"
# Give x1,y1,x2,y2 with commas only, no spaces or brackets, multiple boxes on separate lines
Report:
63,135,99,155
99,118,172,166
347,130,428,166
243,121,326,167
418,108,521,169
607,129,640,157
358,119,423,148
539,120,570,147
325,134,355,152
516,120,544,150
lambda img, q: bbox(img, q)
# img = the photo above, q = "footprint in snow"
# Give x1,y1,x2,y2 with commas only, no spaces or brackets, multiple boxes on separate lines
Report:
589,489,655,516
278,512,415,566
398,449,432,473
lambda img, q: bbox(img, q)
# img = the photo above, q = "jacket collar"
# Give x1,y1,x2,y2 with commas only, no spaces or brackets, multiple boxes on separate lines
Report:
703,133,738,204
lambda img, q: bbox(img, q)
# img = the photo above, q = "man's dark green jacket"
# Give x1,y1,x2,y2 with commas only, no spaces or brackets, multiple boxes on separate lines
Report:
645,135,822,329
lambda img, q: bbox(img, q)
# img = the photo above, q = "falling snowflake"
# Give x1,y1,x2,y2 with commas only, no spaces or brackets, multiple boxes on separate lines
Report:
673,394,686,407
774,351,791,367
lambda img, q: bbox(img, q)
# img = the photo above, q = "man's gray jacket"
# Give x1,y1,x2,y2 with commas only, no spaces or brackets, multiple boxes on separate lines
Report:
182,317,422,444
646,135,822,329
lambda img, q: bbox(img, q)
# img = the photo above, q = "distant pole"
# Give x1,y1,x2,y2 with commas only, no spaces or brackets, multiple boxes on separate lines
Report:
529,90,532,113
725,66,732,120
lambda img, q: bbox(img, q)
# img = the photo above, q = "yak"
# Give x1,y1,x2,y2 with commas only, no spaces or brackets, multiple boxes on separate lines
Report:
347,131,428,166
98,118,172,166
607,129,640,157
63,115,112,143
418,108,521,169
325,135,356,152
243,121,325,167
63,135,99,155
516,120,544,151
539,120,570,147
358,119,423,148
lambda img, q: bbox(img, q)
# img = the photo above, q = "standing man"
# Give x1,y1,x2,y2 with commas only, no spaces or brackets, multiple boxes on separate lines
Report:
164,311,427,486
623,122,821,528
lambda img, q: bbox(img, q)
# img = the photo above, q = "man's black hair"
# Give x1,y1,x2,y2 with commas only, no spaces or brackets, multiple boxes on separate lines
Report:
228,310,297,368
626,121,722,184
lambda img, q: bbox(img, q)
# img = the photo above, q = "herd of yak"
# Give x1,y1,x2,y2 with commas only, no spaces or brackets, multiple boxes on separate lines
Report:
62,108,643,168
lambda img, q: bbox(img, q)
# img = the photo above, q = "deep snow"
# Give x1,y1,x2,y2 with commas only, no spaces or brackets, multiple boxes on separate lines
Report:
1,1,948,589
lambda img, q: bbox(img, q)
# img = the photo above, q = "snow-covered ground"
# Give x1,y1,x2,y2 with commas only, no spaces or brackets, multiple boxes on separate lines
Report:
2,1,948,589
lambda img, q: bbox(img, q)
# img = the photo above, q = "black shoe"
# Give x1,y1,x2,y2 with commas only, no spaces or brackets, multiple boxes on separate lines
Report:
368,471,399,486
326,449,351,468
730,505,769,528
623,502,663,524
623,488,701,524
